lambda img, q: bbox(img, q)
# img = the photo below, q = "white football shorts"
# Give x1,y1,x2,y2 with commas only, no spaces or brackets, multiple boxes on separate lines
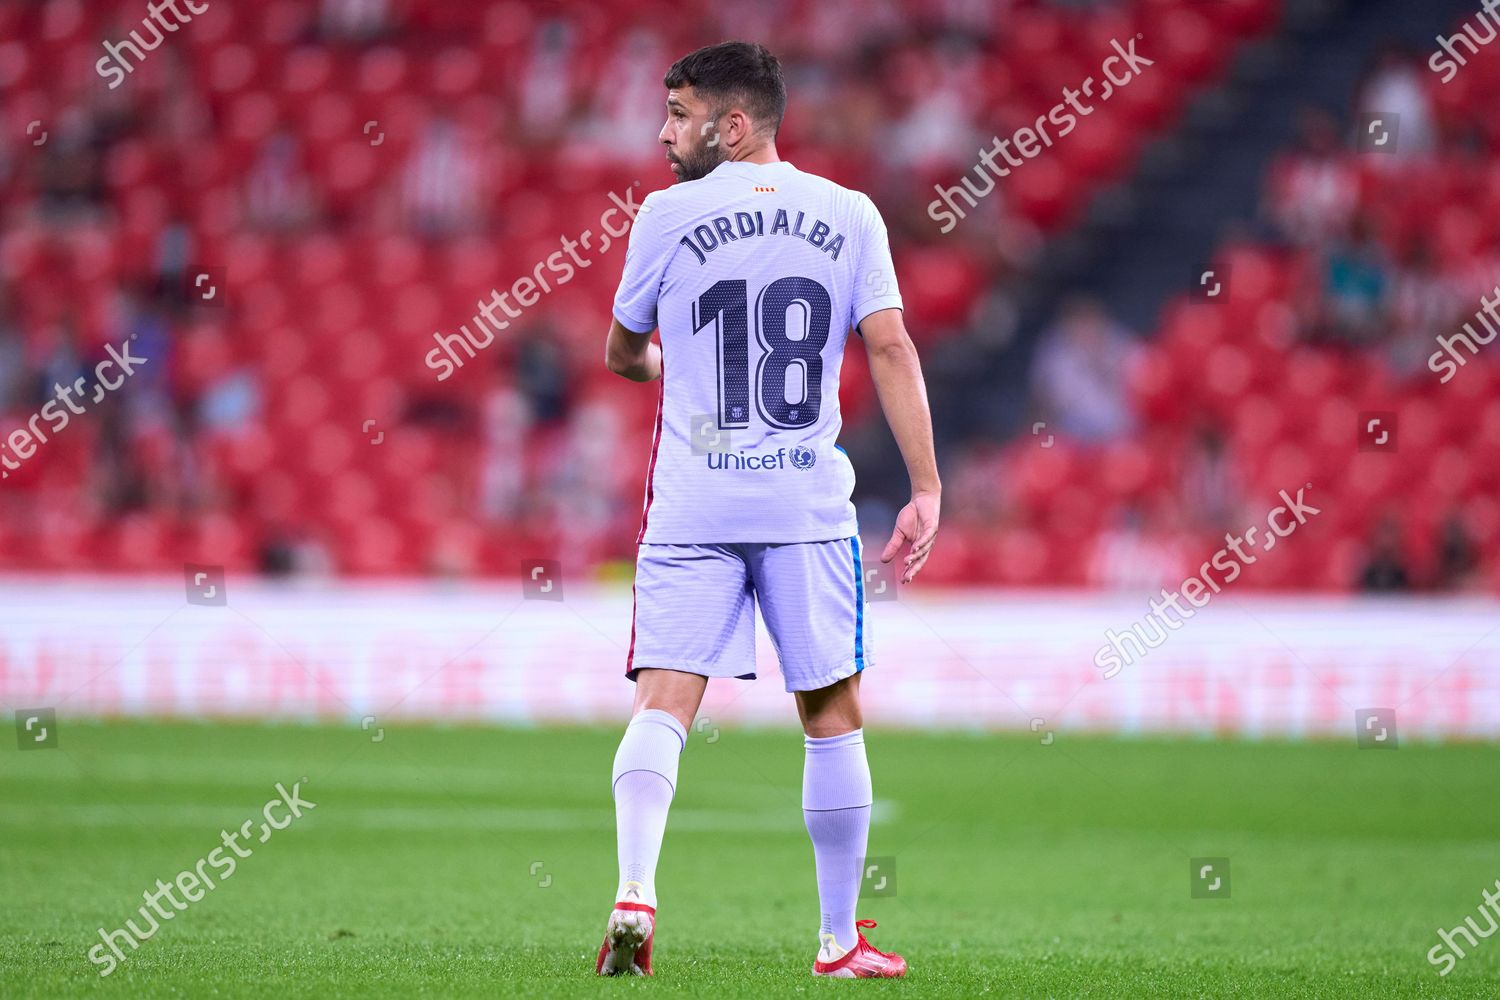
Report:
625,536,872,692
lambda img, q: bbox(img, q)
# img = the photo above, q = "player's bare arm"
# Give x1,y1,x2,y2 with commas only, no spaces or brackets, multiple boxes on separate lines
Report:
860,307,941,584
604,317,662,382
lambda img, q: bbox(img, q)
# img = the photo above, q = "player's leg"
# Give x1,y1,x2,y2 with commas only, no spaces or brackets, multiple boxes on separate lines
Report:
752,536,905,977
598,669,703,976
796,674,872,959
599,543,756,975
612,667,707,912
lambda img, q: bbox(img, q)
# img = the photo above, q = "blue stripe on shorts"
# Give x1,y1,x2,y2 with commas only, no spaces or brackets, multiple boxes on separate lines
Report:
850,534,865,670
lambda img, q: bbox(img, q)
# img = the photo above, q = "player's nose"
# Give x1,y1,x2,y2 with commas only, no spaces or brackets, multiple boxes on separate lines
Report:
658,120,674,144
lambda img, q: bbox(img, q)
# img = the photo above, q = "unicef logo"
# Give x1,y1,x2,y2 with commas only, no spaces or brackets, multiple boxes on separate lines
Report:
790,446,816,470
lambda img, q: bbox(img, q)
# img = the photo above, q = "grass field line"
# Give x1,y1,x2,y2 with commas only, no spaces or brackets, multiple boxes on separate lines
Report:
0,801,818,834
0,751,798,803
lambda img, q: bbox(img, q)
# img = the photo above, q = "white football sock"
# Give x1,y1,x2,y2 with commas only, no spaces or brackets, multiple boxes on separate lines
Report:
802,728,873,954
611,708,686,911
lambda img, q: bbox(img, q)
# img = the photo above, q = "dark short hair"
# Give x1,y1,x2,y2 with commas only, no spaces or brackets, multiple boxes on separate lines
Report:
663,41,786,136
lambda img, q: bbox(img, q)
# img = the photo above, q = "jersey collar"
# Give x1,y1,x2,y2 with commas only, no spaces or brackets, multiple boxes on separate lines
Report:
708,160,796,178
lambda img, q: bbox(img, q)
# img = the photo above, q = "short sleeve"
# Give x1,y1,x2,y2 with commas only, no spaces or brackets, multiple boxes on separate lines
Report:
612,192,669,334
848,193,904,333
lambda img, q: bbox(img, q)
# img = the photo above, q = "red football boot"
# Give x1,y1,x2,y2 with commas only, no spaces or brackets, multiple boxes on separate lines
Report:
812,920,907,978
595,901,654,976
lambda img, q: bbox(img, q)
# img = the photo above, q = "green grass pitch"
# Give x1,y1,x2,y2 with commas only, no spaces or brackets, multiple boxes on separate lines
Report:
2,720,1498,997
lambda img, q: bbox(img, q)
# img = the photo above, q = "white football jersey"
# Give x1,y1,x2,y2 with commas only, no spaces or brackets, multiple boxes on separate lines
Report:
613,160,903,544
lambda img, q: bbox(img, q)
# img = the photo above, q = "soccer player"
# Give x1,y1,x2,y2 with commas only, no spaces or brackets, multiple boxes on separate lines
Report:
596,40,939,979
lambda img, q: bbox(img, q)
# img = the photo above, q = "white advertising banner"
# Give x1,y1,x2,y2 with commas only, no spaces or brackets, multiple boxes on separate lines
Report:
2,578,1496,740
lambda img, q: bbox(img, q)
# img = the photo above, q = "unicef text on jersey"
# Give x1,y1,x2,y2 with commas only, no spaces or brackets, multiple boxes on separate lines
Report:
706,445,818,471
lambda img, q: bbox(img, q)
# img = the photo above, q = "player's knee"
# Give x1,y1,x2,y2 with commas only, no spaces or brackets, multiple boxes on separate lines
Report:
797,677,863,737
631,697,695,734
631,669,704,732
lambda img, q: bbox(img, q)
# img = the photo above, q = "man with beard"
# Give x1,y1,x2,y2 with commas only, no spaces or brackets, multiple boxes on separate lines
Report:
597,40,939,979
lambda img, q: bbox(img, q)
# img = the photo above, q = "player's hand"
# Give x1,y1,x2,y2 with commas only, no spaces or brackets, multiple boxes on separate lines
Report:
880,490,940,585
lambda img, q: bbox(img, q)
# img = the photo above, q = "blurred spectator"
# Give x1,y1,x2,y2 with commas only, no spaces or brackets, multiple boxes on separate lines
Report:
548,400,628,558
90,370,152,514
33,317,88,409
151,218,195,307
260,525,334,576
111,285,173,425
0,290,24,412
1387,239,1464,377
1088,502,1189,590
1434,514,1481,591
479,380,528,523
516,330,571,426
519,20,578,134
1264,108,1360,246
879,42,986,172
581,29,670,153
400,118,489,237
1031,296,1140,443
1180,425,1241,533
244,133,318,231
1313,215,1391,346
1356,47,1437,164
35,107,108,220
1358,517,1411,592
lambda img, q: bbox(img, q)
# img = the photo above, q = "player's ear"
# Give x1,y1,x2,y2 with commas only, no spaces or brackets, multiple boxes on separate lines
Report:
724,107,752,146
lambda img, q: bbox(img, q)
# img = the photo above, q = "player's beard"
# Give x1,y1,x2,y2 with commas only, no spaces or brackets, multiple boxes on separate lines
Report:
669,142,725,183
